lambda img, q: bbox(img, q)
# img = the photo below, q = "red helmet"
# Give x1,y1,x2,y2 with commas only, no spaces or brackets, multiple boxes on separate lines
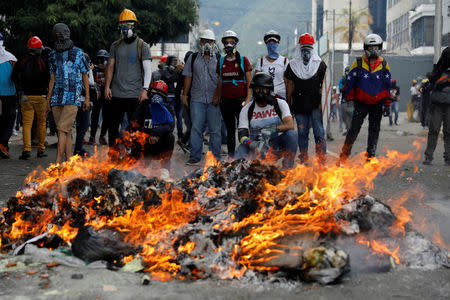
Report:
150,80,168,96
299,33,314,45
27,36,43,49
159,56,167,63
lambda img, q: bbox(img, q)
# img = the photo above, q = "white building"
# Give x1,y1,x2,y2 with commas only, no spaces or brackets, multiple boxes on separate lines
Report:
386,0,435,54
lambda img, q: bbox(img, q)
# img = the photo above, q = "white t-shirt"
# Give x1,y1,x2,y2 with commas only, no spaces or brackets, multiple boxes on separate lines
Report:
239,99,291,134
255,56,289,98
410,86,418,96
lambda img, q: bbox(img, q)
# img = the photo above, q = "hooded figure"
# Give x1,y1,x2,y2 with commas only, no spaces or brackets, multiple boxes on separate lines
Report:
0,34,17,65
284,33,327,164
288,41,322,80
52,23,74,52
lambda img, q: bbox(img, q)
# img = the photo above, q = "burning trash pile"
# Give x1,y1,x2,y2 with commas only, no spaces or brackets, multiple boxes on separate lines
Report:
0,145,448,284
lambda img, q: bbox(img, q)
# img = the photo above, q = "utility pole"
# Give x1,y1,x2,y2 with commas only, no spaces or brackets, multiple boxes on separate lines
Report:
348,0,352,55
433,0,442,63
332,9,336,87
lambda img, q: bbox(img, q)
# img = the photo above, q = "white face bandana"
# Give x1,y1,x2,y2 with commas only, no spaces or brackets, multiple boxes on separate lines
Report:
0,40,17,65
289,45,321,80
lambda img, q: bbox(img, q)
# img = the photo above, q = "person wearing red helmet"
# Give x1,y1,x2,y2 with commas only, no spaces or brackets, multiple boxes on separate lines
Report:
130,80,175,177
11,36,49,160
284,33,327,164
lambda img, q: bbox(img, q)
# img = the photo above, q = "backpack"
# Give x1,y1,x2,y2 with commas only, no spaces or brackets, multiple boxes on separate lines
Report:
190,52,221,74
260,56,287,68
113,37,145,78
18,55,47,85
353,57,387,100
247,99,283,128
219,55,246,84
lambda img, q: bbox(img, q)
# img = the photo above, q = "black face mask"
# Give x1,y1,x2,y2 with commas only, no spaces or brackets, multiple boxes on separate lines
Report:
224,46,235,55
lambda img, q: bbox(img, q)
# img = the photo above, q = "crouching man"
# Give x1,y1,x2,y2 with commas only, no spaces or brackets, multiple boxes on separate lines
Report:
236,72,297,169
130,80,175,177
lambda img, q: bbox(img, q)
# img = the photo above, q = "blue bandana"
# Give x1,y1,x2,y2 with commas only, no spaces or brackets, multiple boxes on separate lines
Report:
149,94,174,125
266,43,279,60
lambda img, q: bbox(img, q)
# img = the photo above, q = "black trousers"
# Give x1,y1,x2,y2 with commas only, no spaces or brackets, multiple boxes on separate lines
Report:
0,95,17,148
424,103,450,163
340,101,383,159
131,133,175,169
90,94,107,139
220,97,244,157
108,97,139,146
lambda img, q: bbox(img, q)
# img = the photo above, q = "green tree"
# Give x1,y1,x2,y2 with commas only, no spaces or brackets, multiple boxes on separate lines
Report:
334,8,373,44
0,0,198,58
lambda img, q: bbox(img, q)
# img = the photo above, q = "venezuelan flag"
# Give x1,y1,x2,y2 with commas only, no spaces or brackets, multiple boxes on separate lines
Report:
345,56,392,105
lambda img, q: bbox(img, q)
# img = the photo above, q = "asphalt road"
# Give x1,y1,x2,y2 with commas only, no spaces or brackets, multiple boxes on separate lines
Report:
0,112,449,299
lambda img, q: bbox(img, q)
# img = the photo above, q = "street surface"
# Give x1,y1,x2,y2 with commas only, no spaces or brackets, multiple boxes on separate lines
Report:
0,112,449,299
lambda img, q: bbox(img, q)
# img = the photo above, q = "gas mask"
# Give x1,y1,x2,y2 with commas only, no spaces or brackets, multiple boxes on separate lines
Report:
224,42,236,55
168,65,177,73
364,45,381,59
253,87,275,106
120,23,135,39
301,47,312,65
201,43,215,56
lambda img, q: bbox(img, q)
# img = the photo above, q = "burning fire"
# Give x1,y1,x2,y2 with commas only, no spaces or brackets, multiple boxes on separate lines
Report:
1,139,440,280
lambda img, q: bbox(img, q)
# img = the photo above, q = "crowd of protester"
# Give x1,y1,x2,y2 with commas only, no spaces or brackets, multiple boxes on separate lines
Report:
1,8,449,176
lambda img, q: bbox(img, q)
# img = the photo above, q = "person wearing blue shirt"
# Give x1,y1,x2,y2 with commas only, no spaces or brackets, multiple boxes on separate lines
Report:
0,32,18,159
46,23,90,164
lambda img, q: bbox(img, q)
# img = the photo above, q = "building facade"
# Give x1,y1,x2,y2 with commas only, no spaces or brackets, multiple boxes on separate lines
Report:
386,0,435,54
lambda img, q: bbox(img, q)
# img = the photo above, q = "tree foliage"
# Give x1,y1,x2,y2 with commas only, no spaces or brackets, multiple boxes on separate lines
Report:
334,9,373,43
0,0,198,58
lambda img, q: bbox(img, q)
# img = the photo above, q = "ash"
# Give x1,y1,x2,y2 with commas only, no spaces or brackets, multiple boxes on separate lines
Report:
0,159,448,285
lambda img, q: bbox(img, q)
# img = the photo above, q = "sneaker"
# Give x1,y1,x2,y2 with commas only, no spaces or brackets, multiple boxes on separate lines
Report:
87,136,95,145
422,159,432,165
327,133,334,141
99,136,107,145
0,144,9,159
186,159,200,166
37,151,48,158
19,151,31,160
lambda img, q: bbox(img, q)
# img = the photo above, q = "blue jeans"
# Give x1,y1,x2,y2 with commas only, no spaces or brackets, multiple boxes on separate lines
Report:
168,96,184,139
190,101,221,161
236,130,297,169
295,109,326,162
389,101,399,125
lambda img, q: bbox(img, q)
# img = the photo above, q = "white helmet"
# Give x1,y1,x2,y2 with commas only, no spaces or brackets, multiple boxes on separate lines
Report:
264,30,280,44
221,30,239,44
364,34,383,58
199,29,215,41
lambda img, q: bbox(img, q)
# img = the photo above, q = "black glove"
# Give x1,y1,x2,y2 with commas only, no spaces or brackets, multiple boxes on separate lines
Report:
382,105,390,117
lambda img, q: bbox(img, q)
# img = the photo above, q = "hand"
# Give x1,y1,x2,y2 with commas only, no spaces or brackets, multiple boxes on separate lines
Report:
382,105,390,117
148,136,159,144
182,95,189,108
82,98,90,111
105,86,112,101
212,94,220,106
243,96,252,106
139,89,148,103
249,140,264,152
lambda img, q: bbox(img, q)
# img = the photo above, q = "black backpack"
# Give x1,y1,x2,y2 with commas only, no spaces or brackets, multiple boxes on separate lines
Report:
18,55,47,85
